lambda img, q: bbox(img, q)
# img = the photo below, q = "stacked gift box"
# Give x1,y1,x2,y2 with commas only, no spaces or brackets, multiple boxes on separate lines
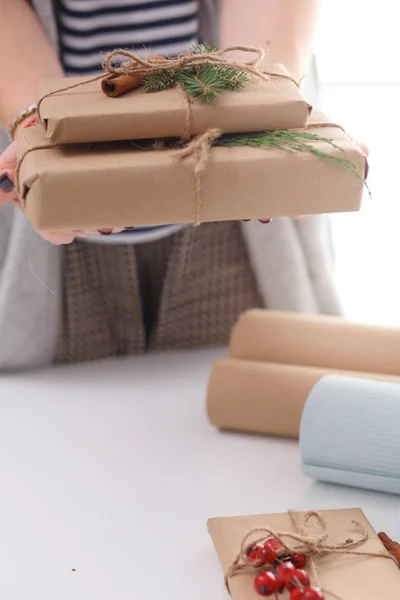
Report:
15,47,367,232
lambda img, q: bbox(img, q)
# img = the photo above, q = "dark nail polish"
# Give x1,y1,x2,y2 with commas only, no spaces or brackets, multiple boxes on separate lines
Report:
242,219,251,222
0,173,14,193
124,226,135,230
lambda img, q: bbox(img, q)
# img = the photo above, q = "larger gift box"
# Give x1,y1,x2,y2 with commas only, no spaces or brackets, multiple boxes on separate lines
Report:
208,508,399,600
38,64,311,144
16,113,366,232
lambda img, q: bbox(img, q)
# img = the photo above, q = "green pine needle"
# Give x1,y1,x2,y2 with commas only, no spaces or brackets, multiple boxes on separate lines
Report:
177,63,225,103
143,69,177,92
215,66,250,90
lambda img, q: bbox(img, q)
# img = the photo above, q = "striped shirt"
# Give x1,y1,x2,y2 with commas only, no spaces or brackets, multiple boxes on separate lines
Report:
57,0,199,243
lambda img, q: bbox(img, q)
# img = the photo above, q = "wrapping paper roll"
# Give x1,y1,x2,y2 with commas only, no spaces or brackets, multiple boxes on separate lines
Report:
300,375,400,495
206,359,400,438
230,309,400,376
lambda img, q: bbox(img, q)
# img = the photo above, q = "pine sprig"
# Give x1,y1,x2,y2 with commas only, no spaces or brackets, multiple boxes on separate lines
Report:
215,130,367,187
142,45,250,102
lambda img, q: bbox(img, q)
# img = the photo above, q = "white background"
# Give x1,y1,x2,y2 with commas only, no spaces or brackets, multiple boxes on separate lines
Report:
316,1,400,325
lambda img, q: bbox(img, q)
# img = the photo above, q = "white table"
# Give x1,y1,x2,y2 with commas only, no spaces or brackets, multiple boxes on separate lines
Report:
0,349,398,599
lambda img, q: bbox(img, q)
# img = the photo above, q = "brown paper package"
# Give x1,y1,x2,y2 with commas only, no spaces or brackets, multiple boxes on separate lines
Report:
17,117,365,232
230,309,400,376
207,508,399,600
38,65,311,144
207,359,400,438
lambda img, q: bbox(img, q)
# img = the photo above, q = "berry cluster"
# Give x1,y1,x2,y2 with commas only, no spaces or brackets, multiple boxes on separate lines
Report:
246,539,324,600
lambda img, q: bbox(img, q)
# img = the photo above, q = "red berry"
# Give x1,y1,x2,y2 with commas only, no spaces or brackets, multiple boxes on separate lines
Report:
276,576,286,594
286,569,310,591
277,561,296,581
291,553,307,568
303,588,325,600
254,572,280,596
264,538,282,552
260,545,277,564
246,544,262,563
291,590,306,600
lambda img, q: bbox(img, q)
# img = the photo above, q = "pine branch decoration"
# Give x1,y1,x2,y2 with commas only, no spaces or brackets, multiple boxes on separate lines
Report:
142,45,250,102
215,130,366,185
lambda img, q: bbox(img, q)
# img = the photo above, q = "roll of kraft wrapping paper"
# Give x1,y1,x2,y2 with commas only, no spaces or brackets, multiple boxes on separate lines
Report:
230,309,400,375
207,359,400,438
300,375,400,495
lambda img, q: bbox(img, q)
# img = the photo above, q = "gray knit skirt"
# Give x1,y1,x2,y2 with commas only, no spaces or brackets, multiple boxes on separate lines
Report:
56,221,263,363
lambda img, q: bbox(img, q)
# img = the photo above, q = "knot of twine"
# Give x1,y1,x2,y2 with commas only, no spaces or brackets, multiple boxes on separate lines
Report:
174,128,222,225
224,511,395,595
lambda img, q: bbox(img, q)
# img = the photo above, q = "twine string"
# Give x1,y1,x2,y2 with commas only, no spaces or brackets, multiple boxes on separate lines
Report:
173,128,222,225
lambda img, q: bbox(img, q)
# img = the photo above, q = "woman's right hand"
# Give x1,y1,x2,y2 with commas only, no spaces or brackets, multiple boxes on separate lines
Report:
0,139,124,244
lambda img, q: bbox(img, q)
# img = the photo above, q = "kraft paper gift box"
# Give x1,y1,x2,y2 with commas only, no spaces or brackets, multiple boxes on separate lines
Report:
300,375,400,495
206,359,400,439
38,64,311,144
230,310,400,376
208,508,399,600
16,114,366,232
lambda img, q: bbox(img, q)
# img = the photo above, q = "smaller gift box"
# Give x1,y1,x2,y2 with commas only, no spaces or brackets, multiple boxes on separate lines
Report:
38,63,311,145
208,508,399,600
16,112,366,232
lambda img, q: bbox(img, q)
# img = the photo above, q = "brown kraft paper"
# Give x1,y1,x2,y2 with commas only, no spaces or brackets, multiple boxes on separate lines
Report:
38,64,311,144
230,309,400,376
207,508,399,600
16,119,365,232
207,359,400,438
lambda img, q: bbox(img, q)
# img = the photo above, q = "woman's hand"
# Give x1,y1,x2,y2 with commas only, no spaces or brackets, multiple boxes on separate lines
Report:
0,138,123,244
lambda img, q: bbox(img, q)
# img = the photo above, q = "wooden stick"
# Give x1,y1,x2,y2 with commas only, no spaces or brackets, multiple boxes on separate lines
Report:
101,56,166,97
101,73,145,97
378,532,400,566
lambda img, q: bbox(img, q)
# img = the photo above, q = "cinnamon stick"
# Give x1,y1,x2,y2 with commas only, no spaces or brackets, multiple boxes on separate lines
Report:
101,73,145,97
378,532,400,566
101,56,166,97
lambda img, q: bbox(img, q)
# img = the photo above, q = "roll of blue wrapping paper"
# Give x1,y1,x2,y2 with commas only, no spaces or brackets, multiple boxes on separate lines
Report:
300,375,400,495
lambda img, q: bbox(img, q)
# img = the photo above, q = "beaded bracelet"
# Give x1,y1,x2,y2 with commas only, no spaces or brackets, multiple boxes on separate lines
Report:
8,104,38,141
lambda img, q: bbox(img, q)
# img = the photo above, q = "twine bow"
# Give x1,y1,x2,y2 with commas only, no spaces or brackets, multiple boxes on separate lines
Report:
103,46,269,81
225,511,396,595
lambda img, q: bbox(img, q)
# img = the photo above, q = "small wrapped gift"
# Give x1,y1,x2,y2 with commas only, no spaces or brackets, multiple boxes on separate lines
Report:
16,112,366,232
38,65,311,144
208,508,399,600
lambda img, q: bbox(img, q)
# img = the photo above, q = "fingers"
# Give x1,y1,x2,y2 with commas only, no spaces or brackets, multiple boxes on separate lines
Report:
39,226,126,245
